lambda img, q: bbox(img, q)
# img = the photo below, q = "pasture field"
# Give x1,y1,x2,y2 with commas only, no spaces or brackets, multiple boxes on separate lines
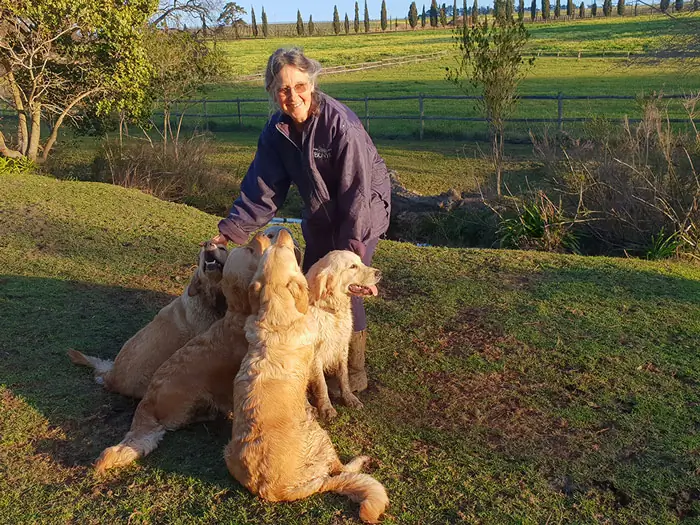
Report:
1,171,699,523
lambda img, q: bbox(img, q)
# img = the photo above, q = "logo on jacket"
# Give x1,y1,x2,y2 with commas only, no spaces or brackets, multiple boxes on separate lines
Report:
313,146,332,160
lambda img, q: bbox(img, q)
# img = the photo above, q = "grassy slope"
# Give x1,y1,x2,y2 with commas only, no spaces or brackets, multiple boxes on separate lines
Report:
1,172,699,523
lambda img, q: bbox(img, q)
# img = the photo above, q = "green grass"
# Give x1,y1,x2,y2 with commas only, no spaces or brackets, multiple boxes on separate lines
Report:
2,171,699,523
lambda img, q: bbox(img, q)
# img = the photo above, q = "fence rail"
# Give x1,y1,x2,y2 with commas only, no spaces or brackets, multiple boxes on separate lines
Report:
162,92,698,140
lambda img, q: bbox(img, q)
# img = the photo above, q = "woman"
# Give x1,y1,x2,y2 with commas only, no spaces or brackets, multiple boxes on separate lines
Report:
210,47,391,395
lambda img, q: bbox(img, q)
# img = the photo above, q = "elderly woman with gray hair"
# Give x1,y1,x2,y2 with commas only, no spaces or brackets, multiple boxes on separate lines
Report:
209,47,391,396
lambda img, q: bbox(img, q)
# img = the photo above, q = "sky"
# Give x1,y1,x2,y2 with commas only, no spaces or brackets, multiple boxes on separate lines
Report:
246,1,463,24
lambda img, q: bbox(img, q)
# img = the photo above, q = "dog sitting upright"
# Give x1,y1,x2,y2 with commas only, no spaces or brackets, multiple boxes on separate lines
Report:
93,233,270,472
305,250,381,420
67,242,228,399
224,229,388,524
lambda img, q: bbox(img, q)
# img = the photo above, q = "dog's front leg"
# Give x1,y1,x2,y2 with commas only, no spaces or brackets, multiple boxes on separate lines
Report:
309,357,337,420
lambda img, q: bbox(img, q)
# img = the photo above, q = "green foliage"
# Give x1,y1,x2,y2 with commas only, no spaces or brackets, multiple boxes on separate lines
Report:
333,5,341,34
251,6,258,36
617,0,626,14
0,157,36,175
592,1,598,15
579,1,585,16
568,0,575,16
554,0,561,17
440,3,448,25
409,1,419,27
381,0,388,30
659,0,670,11
675,0,683,10
261,6,268,37
646,228,683,260
472,0,479,24
308,15,315,35
542,0,551,18
464,0,469,25
354,1,360,32
453,0,459,25
430,0,439,25
603,0,612,15
422,4,428,25
344,12,350,34
218,2,246,27
519,0,526,20
497,191,580,253
364,0,370,32
296,9,304,35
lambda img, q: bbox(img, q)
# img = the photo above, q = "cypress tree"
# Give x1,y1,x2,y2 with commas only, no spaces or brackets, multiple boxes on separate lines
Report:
308,15,314,35
381,0,388,30
409,1,419,27
453,0,458,24
440,3,448,24
659,0,670,11
554,1,560,17
364,0,370,31
568,0,574,15
603,0,612,15
261,6,268,37
463,0,468,25
333,5,341,33
591,1,597,15
519,0,525,19
506,0,514,18
354,1,360,32
579,1,585,16
344,13,350,33
531,0,537,18
422,4,427,25
472,0,479,23
430,0,439,25
675,0,683,10
617,0,625,14
494,0,501,17
542,0,550,18
251,6,258,37
296,10,304,35
693,0,698,11
634,0,638,14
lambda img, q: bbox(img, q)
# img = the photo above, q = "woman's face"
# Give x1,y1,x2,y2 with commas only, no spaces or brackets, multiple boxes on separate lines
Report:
275,64,313,127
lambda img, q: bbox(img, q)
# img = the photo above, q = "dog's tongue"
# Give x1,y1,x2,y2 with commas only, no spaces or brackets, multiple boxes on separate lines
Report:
368,284,378,297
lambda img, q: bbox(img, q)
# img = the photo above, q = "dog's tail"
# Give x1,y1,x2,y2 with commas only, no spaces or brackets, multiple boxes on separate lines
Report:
66,349,113,384
284,468,388,523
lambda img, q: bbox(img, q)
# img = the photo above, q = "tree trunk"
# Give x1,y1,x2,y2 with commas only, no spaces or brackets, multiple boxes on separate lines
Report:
42,89,102,162
26,104,42,162
0,132,23,159
7,70,29,155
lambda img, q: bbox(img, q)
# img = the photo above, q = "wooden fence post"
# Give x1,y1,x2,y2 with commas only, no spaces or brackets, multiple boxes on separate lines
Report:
203,100,208,131
419,94,424,140
364,96,370,132
236,99,242,128
557,92,564,131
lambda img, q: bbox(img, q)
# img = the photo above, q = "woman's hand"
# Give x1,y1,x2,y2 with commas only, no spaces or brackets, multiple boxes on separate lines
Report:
202,233,229,247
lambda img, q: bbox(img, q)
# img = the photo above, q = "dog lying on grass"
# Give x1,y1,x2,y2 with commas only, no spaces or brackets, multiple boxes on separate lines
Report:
224,229,388,524
93,233,269,472
306,250,381,420
67,242,228,399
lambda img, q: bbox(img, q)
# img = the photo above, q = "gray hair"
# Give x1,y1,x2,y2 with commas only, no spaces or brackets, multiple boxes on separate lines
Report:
265,47,323,112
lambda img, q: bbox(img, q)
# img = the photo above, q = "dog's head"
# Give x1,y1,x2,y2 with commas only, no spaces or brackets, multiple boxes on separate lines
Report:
249,228,309,322
221,232,271,314
306,250,381,303
187,241,229,298
263,225,303,265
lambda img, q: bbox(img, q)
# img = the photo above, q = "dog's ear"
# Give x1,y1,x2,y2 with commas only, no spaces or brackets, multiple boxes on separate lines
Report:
307,270,326,302
188,271,201,297
225,281,250,314
248,280,262,314
288,276,309,314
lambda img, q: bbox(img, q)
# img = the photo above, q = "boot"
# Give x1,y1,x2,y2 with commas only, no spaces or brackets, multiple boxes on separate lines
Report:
348,329,368,393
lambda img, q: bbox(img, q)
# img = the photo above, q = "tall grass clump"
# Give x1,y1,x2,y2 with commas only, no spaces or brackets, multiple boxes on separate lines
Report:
532,93,700,259
0,156,37,175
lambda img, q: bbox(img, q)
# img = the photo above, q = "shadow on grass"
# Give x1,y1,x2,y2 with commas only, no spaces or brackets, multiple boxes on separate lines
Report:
0,275,234,485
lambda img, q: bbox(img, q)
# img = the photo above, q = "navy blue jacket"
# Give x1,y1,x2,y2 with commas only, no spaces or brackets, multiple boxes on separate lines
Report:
218,92,391,259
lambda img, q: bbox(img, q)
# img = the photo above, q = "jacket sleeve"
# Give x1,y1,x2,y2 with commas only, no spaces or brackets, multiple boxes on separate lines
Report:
218,129,291,244
333,125,373,259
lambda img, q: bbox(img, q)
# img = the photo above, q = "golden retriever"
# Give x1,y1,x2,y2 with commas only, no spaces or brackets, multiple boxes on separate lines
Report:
224,229,388,524
67,242,228,399
93,233,270,472
306,250,381,420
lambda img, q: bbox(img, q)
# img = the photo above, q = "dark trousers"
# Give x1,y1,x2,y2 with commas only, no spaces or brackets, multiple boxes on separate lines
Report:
302,237,379,332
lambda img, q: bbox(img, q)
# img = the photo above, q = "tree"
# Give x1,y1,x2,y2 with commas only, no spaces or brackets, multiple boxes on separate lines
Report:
494,0,502,17
591,1,598,15
251,6,258,36
506,0,514,18
344,13,350,33
308,14,315,35
409,2,419,27
675,0,683,10
579,1,585,16
151,0,222,31
422,4,428,25
354,1,360,32
0,0,154,161
364,0,370,32
568,0,575,15
542,0,551,18
449,16,533,196
381,0,388,30
617,0,625,13
554,0,561,17
472,0,479,24
519,0,526,19
296,9,304,35
693,0,698,11
603,0,612,15
333,5,341,34
261,6,268,36
531,0,537,18
453,0,458,24
464,0,469,26
218,2,247,37
440,3,448,24
430,0,439,25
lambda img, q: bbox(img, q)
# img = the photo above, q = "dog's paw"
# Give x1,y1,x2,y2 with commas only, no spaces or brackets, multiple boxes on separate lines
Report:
319,404,338,420
343,393,364,409
94,444,140,473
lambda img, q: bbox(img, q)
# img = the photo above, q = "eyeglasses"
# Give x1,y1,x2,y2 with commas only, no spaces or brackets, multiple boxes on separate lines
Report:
276,82,310,98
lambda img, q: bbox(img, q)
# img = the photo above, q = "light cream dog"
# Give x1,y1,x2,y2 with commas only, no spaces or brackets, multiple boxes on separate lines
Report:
224,230,388,524
306,250,381,420
93,233,270,472
67,242,228,399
